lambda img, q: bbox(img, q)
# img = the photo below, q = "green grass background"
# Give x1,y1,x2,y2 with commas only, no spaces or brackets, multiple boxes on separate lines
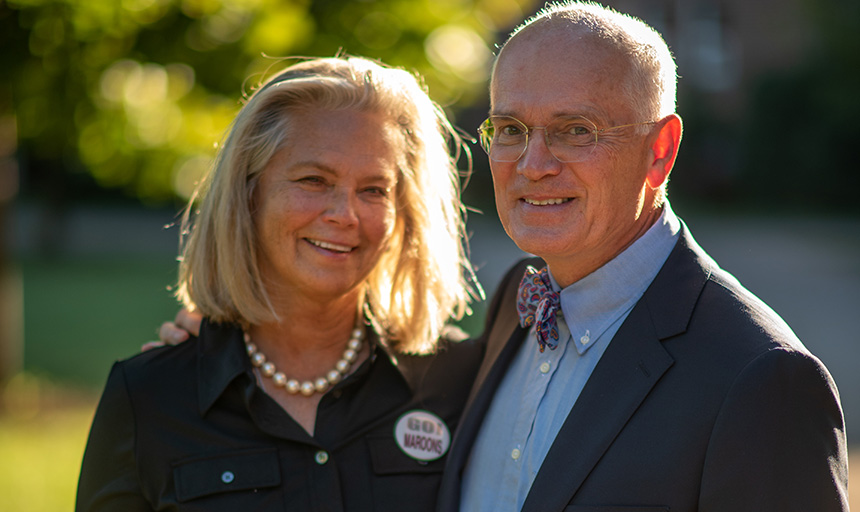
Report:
1,256,178,512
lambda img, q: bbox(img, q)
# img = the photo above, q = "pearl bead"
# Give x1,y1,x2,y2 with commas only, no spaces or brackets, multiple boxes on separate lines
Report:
286,379,300,394
246,343,257,355
336,360,350,373
314,378,329,393
327,370,342,384
343,349,357,363
300,381,315,396
348,338,362,351
273,372,287,387
261,362,276,377
352,328,363,339
251,352,266,366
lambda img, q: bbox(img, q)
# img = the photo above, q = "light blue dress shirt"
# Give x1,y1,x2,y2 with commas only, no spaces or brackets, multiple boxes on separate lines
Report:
460,204,681,511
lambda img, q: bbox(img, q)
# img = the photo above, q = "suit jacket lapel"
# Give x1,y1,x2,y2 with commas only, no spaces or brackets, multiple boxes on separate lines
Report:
521,303,673,512
520,227,710,511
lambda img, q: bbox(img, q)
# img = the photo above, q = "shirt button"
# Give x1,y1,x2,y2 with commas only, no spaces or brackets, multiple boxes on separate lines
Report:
315,450,329,465
221,471,235,484
580,334,590,345
539,362,551,374
511,448,521,460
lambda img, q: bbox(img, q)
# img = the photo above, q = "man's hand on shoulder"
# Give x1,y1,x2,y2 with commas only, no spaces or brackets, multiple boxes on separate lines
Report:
141,308,203,351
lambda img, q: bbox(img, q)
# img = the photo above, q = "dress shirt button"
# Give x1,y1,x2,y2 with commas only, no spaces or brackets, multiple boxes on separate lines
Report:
580,334,590,345
511,448,521,460
221,471,235,484
315,450,329,465
539,362,551,374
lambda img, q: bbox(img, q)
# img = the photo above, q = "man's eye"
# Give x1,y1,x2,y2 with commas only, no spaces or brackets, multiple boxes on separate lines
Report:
553,122,594,144
500,124,524,136
556,123,591,136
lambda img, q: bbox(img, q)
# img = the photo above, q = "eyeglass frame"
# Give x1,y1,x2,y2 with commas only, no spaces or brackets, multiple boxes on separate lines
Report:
477,114,657,163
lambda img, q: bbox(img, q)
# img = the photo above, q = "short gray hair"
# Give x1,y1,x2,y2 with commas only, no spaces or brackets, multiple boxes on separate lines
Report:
497,1,678,120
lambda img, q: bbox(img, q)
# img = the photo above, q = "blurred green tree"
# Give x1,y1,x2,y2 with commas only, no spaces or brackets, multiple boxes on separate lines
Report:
1,0,535,205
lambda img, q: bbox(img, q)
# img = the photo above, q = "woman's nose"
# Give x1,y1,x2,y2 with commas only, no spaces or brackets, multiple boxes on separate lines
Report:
322,188,359,226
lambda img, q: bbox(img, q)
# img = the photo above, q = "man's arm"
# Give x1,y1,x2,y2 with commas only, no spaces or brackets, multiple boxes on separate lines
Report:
699,347,849,511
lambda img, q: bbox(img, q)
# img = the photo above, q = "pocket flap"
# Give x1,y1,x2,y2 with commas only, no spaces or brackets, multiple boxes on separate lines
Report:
173,448,281,502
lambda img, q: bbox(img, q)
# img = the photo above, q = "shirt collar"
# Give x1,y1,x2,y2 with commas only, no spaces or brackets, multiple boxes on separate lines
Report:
195,319,417,415
548,202,681,355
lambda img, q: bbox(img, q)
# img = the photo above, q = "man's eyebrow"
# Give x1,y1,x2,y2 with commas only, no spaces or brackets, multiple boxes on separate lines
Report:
487,109,606,120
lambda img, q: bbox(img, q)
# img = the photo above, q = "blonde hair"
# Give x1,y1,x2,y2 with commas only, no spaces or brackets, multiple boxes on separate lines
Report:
498,1,677,121
176,56,482,353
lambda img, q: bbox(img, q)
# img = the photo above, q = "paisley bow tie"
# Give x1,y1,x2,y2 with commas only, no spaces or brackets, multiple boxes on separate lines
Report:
516,266,561,352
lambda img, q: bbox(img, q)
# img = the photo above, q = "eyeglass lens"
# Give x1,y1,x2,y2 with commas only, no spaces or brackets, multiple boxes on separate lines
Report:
479,116,599,163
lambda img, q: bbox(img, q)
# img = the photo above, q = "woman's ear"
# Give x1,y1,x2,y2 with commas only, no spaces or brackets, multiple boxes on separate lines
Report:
646,114,683,189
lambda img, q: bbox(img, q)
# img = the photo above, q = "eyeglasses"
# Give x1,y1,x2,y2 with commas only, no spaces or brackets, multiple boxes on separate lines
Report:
477,115,656,163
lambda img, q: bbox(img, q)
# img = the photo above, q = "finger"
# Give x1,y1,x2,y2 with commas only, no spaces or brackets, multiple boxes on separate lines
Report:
141,341,166,352
175,308,203,336
158,321,190,345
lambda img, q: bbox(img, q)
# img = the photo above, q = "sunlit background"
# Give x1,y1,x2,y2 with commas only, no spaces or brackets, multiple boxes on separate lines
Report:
1,0,858,510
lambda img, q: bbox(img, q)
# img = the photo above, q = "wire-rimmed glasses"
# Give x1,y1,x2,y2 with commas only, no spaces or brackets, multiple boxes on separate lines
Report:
477,115,656,163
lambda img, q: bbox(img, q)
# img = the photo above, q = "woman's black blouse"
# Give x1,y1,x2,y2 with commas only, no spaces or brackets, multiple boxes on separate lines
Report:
76,320,483,511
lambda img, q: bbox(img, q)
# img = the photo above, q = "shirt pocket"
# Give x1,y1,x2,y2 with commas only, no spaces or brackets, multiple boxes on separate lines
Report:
367,436,445,512
173,447,281,502
367,436,445,475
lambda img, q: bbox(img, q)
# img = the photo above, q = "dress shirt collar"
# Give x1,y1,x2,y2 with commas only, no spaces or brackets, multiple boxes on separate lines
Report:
548,202,681,355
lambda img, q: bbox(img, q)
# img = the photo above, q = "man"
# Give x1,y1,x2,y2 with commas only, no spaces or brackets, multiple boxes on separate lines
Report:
437,2,848,511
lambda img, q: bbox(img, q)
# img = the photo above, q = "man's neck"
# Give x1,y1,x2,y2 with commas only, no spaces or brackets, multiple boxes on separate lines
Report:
547,205,665,288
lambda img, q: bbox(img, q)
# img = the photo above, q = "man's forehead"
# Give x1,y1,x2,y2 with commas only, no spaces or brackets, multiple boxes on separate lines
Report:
490,31,626,120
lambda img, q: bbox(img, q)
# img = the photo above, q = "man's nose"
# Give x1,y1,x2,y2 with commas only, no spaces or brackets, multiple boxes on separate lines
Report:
517,128,562,180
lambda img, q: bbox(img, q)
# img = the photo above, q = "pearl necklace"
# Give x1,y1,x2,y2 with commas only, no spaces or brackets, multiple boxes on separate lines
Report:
244,327,364,397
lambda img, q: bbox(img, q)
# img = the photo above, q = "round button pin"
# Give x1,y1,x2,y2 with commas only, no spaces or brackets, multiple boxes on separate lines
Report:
221,471,235,484
394,410,451,462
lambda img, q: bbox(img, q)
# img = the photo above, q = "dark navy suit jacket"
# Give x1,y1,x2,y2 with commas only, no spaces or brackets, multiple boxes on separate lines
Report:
438,225,848,511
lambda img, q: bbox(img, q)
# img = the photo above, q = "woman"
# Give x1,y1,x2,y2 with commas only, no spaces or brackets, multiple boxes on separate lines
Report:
77,56,483,511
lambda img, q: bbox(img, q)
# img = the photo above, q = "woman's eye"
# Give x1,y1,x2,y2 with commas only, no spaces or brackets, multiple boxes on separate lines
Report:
363,186,389,197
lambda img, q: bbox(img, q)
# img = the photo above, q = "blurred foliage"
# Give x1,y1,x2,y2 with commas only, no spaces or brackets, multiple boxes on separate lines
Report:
1,0,535,204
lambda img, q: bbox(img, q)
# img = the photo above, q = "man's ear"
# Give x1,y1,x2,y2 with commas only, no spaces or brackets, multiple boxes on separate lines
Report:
646,114,683,189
